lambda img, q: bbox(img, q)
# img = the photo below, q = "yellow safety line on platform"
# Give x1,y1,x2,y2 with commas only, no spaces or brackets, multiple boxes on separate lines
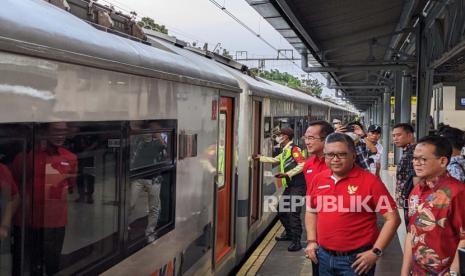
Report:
236,221,284,276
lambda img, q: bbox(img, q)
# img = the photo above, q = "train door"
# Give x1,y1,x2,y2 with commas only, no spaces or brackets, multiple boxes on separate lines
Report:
215,97,233,263
250,100,262,225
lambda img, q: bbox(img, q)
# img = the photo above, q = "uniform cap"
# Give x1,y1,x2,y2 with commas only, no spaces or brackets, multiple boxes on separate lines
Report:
279,127,294,138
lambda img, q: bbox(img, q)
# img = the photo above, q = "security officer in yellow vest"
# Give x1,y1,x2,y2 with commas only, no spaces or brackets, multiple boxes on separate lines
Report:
252,127,306,251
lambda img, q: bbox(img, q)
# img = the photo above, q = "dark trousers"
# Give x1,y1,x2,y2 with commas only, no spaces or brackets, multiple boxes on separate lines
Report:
13,226,66,276
278,184,306,241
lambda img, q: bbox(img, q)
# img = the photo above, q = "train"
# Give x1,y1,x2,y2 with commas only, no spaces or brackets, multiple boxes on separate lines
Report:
0,0,356,275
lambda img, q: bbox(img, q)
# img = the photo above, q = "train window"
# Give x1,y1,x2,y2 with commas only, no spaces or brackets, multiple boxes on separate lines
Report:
128,170,174,243
0,124,28,276
21,122,122,275
127,120,176,246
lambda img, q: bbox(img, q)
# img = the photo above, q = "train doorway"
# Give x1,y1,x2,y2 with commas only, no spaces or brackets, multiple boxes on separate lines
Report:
250,100,262,225
215,97,234,263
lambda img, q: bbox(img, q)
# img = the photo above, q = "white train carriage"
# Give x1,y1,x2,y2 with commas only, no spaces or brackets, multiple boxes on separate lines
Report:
0,1,355,275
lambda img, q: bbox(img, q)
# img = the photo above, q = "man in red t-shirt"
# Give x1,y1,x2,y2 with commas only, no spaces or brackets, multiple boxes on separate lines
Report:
306,133,400,276
302,120,334,275
12,122,77,276
401,136,465,276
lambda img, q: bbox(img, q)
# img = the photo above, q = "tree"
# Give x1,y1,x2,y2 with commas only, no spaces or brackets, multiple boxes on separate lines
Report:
302,78,323,97
251,69,324,97
258,69,301,89
137,17,168,34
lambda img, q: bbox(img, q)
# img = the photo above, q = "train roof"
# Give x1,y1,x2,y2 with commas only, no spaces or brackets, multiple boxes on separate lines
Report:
143,32,349,109
0,0,241,92
0,0,354,114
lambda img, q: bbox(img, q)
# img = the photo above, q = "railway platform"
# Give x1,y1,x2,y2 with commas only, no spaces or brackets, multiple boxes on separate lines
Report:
237,170,405,276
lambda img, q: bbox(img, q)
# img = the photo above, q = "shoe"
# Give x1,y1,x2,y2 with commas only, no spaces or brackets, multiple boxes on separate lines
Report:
287,241,302,252
275,233,292,241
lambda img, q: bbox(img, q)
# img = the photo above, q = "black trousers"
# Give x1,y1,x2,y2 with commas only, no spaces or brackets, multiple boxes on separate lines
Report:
278,184,306,241
13,226,66,276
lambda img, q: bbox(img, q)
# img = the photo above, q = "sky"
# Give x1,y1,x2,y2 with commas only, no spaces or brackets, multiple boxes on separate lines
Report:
101,0,336,97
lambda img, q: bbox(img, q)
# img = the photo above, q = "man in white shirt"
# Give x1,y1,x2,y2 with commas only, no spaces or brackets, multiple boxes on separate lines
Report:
366,124,383,177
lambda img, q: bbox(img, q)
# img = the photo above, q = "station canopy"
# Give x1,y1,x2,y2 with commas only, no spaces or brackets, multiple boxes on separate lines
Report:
246,0,428,111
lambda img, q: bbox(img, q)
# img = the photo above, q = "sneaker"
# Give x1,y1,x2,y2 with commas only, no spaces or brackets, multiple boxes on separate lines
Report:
287,241,302,252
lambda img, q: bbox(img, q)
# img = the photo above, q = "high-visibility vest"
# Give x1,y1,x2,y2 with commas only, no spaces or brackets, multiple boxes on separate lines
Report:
279,146,301,188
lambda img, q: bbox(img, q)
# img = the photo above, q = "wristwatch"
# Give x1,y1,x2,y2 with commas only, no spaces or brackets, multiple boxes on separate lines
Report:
372,247,383,257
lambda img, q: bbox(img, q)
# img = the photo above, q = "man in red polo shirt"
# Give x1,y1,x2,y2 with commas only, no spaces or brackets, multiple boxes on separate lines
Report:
11,122,77,276
303,120,334,275
401,136,465,276
306,133,400,276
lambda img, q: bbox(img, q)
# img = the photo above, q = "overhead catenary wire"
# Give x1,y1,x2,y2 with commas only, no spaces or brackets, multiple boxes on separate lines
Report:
208,0,301,71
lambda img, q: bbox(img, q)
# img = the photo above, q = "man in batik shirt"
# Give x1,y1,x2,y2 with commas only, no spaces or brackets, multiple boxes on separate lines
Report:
401,136,465,276
392,123,416,207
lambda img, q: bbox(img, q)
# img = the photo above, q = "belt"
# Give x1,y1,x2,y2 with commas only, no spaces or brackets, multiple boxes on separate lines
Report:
321,245,372,257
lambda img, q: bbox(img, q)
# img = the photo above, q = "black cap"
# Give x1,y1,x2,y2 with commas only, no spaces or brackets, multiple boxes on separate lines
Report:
368,124,382,133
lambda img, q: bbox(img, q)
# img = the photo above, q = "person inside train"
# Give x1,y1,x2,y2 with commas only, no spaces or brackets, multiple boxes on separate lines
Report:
438,126,465,182
306,133,400,276
252,127,306,252
11,122,78,276
128,121,167,242
401,136,465,276
302,120,334,275
366,124,383,177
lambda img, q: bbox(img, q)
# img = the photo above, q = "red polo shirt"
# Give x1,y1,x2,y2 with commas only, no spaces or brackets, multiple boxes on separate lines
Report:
308,165,396,251
12,147,77,228
303,155,328,196
408,174,465,275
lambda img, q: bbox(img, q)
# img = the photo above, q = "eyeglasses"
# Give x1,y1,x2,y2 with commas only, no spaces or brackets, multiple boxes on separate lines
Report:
324,152,349,160
412,156,441,165
303,136,326,141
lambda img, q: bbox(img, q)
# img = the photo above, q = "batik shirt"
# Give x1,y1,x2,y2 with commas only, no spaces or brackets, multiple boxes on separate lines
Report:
447,155,465,183
408,174,465,275
355,139,373,171
395,143,416,206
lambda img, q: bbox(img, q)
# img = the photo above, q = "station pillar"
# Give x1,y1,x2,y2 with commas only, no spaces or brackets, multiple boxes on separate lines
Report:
381,88,391,170
394,71,403,163
400,73,412,125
